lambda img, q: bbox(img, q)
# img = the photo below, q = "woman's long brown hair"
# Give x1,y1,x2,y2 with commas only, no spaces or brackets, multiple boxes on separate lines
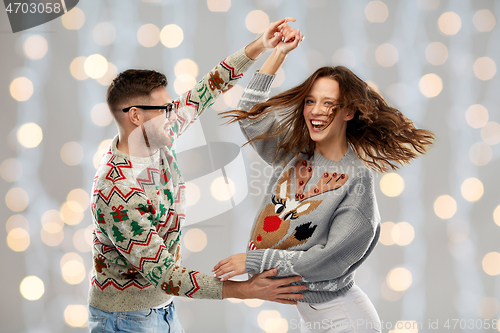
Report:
221,66,435,173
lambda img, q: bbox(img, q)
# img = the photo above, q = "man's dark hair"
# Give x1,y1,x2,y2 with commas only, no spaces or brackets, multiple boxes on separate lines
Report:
106,69,168,114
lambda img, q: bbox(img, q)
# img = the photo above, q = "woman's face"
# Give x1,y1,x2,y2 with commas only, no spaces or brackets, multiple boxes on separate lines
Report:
303,77,349,146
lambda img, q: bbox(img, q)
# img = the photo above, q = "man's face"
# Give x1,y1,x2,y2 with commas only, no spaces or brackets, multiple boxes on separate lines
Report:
128,87,177,155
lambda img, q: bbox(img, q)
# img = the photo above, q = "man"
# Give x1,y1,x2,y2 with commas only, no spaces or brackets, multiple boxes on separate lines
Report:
88,19,303,332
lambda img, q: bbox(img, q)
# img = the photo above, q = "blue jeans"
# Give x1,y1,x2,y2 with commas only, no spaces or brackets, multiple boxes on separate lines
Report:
88,303,184,333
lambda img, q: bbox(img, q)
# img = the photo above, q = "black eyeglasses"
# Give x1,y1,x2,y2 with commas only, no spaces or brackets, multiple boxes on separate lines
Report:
122,103,176,118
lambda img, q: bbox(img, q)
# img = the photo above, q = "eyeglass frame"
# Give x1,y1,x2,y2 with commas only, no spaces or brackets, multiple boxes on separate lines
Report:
122,103,176,118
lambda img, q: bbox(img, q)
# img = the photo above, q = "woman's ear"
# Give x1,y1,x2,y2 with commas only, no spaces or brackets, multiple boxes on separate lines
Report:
344,109,355,121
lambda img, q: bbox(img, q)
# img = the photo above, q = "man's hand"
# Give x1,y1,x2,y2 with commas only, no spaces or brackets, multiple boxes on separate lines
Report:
213,253,247,282
222,268,307,305
244,17,297,60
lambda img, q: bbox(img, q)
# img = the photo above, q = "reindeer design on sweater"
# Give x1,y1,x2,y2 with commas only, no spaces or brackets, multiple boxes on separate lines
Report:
249,159,348,250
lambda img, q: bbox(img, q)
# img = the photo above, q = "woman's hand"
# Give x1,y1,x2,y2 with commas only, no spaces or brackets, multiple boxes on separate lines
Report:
276,21,304,55
213,253,247,282
260,17,297,49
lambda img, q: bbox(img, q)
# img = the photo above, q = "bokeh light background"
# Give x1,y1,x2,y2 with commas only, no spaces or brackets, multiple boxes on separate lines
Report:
1,0,500,332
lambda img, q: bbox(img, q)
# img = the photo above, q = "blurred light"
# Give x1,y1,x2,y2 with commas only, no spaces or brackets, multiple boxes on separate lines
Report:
481,122,500,145
61,252,86,284
387,267,412,291
60,141,84,166
223,85,244,108
41,227,64,246
244,299,264,307
184,228,207,252
207,0,231,12
17,122,43,148
434,195,457,219
185,182,200,206
416,0,439,10
392,222,415,246
271,68,285,88
60,202,84,225
174,59,199,78
173,74,197,95
366,81,379,93
7,228,30,251
379,222,396,245
469,142,492,166
211,177,235,201
6,214,29,233
494,205,500,227
419,73,443,98
465,104,489,128
20,276,44,301
41,209,65,233
365,1,389,23
379,173,404,197
425,42,448,65
473,10,496,32
160,24,184,48
227,298,243,303
23,35,48,60
67,189,90,212
74,227,92,252
332,48,356,68
385,83,407,107
96,62,118,86
482,252,500,276
137,24,160,47
41,210,65,247
62,7,85,30
64,305,88,327
258,310,287,332
438,12,461,35
91,103,113,127
10,77,33,101
6,187,29,212
93,139,113,169
375,43,398,67
245,10,269,33
461,178,484,202
0,158,23,182
70,56,89,80
93,22,116,46
84,54,108,79
474,57,496,81
380,280,403,301
478,297,499,319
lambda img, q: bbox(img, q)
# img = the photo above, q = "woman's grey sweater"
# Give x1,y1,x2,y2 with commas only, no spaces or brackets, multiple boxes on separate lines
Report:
239,71,381,304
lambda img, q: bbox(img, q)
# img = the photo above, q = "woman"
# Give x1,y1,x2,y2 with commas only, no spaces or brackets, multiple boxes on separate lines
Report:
213,27,435,333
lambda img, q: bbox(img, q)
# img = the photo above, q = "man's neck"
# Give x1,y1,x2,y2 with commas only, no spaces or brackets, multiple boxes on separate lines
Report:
116,132,158,158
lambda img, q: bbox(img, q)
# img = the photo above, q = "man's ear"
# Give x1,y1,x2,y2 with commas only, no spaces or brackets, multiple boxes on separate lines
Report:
127,107,143,126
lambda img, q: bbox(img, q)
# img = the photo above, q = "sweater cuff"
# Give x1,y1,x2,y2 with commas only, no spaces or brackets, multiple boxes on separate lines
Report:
246,71,276,92
246,249,266,274
225,47,256,76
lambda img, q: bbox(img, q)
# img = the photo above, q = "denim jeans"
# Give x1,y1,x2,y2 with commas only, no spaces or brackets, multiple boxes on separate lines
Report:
88,303,184,333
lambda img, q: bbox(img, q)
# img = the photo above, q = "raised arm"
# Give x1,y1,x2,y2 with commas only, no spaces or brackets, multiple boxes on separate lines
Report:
169,18,296,145
236,25,304,165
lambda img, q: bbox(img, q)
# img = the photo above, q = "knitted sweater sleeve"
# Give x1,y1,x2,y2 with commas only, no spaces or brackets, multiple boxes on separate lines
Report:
245,173,381,283
170,47,255,143
94,184,223,299
238,72,293,166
